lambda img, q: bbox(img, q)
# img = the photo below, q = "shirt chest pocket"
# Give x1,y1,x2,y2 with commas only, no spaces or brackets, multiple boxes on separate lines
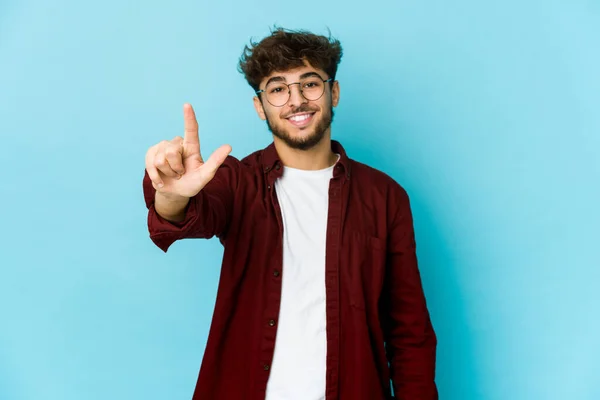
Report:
340,230,387,310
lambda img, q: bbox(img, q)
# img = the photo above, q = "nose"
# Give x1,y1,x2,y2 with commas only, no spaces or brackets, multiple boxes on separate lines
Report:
287,83,308,107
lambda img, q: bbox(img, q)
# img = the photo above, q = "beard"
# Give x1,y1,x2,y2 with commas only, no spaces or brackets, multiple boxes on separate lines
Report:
265,104,335,151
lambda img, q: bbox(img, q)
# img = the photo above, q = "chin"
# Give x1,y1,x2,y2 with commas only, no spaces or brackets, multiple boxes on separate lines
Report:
289,127,317,140
281,130,326,150
265,109,333,150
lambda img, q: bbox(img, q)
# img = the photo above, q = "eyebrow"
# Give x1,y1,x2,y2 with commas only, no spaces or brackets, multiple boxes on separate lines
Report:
264,71,324,87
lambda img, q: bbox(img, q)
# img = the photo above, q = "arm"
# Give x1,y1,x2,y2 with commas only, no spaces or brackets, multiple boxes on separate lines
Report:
143,103,234,252
382,186,438,399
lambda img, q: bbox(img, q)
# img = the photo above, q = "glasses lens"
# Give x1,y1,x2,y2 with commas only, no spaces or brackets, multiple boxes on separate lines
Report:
264,77,327,106
300,77,325,101
265,82,290,107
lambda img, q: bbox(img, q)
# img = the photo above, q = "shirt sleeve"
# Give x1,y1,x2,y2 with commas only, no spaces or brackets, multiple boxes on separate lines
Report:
382,185,438,400
142,156,239,252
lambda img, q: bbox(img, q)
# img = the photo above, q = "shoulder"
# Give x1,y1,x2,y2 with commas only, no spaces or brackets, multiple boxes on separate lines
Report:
218,147,264,174
239,148,265,168
211,147,268,193
347,158,415,239
349,159,410,203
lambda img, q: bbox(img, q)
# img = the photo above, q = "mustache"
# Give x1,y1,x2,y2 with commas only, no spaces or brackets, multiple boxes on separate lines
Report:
283,105,318,118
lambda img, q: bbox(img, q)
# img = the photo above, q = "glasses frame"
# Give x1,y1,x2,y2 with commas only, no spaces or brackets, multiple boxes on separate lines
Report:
256,77,334,107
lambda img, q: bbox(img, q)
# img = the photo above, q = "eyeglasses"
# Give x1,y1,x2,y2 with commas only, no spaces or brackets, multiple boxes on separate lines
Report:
256,76,334,107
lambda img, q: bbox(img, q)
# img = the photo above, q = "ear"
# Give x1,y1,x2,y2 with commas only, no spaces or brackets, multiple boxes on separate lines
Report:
253,96,267,120
331,80,340,107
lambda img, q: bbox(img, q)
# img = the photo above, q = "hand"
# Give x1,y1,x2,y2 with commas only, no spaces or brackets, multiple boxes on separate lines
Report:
145,103,232,199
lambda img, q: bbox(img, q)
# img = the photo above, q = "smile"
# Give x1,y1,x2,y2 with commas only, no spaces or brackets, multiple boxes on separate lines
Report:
286,112,316,127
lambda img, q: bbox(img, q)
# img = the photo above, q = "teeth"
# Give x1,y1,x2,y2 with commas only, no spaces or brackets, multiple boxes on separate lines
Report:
289,114,311,122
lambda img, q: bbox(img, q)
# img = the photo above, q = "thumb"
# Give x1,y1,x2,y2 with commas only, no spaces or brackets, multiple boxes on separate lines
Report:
202,144,232,175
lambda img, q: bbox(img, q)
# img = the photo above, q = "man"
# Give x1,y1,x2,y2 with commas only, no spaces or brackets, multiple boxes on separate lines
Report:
143,27,437,400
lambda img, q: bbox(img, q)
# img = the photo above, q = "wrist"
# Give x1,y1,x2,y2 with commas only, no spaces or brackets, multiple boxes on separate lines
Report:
155,191,191,222
156,190,189,203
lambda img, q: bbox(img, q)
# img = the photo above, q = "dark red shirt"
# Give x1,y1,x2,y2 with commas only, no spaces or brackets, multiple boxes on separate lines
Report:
143,140,437,400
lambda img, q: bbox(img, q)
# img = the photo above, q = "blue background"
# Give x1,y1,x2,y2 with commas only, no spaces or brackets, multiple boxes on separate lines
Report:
1,0,599,399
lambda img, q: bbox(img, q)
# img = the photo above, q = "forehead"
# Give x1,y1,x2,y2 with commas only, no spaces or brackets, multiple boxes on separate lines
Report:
260,62,327,87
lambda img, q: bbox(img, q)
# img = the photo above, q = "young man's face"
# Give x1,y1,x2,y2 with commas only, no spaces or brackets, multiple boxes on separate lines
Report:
253,61,340,151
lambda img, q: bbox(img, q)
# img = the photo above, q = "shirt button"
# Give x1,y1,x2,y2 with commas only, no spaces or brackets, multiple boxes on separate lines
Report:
273,270,280,277
275,164,281,170
269,319,276,327
263,364,270,371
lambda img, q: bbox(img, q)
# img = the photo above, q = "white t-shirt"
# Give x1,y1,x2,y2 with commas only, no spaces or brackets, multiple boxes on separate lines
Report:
265,156,339,400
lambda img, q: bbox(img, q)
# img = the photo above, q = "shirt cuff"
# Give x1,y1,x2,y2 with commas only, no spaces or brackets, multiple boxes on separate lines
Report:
143,170,203,252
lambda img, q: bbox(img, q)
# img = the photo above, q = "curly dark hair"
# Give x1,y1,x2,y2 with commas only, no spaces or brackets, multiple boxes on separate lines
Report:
238,26,343,92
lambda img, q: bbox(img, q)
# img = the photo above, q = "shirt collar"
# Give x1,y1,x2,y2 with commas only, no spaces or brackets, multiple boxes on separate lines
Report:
261,140,352,181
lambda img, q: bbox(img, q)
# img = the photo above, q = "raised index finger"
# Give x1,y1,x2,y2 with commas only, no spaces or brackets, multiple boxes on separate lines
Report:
183,103,199,145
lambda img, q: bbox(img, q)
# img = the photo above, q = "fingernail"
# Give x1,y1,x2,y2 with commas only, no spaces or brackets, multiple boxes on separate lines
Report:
158,182,164,188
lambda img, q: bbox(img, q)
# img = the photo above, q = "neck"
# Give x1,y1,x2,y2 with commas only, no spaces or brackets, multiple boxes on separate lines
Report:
273,131,337,170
